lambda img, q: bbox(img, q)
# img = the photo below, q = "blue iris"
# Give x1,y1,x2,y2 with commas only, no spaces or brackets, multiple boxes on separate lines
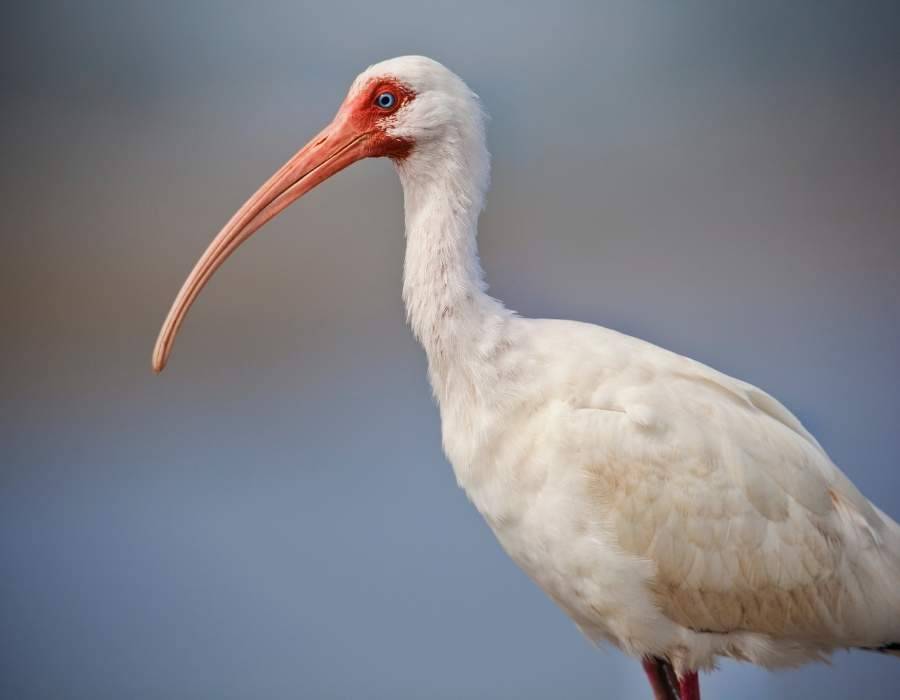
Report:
376,92,396,109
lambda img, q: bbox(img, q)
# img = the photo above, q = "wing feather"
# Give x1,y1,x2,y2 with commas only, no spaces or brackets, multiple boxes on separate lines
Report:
579,349,900,643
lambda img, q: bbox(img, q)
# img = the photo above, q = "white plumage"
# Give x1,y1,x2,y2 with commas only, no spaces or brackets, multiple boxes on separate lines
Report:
154,56,900,698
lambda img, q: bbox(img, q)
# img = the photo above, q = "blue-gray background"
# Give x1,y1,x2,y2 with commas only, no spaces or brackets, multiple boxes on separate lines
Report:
2,2,899,698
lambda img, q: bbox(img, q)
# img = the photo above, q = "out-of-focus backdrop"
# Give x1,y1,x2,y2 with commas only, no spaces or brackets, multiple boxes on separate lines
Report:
2,2,899,698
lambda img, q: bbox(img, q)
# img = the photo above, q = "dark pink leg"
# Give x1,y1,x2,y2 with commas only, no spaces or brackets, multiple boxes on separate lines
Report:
641,657,679,700
678,671,700,700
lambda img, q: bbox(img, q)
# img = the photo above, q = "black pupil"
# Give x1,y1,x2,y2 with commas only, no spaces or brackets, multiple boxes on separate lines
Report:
378,93,394,107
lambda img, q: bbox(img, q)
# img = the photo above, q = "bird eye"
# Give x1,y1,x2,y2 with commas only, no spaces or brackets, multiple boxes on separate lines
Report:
375,91,396,110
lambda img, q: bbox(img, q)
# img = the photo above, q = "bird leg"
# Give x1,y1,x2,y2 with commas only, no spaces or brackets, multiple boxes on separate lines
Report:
678,671,700,700
641,657,680,700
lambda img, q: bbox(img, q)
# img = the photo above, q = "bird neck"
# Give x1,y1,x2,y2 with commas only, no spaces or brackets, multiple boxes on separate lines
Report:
394,146,510,403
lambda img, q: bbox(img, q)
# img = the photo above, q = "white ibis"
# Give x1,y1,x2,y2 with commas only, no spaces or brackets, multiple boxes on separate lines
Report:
152,56,900,699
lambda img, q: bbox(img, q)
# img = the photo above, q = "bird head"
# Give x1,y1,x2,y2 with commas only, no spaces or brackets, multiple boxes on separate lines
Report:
151,55,486,373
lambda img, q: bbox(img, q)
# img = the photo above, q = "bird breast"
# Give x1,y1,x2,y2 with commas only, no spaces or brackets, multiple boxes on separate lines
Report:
438,356,666,647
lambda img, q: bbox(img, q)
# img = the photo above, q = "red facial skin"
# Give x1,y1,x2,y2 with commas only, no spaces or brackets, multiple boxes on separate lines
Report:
151,77,416,372
343,77,415,160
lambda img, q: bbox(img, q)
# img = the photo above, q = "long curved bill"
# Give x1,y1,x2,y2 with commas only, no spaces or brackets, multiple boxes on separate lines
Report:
152,114,371,373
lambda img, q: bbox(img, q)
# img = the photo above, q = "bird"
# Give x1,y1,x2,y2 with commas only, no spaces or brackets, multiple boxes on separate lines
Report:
151,56,900,699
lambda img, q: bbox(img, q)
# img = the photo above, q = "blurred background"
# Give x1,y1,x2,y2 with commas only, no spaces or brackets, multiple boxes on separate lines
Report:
2,1,899,698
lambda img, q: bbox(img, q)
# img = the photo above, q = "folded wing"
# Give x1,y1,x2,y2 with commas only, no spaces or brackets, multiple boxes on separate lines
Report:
582,352,900,646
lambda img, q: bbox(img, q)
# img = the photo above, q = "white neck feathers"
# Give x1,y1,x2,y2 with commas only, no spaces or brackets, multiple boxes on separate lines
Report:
394,125,510,404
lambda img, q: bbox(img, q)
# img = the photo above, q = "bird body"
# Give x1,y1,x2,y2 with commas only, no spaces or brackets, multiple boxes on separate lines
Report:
437,315,900,672
153,56,900,697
